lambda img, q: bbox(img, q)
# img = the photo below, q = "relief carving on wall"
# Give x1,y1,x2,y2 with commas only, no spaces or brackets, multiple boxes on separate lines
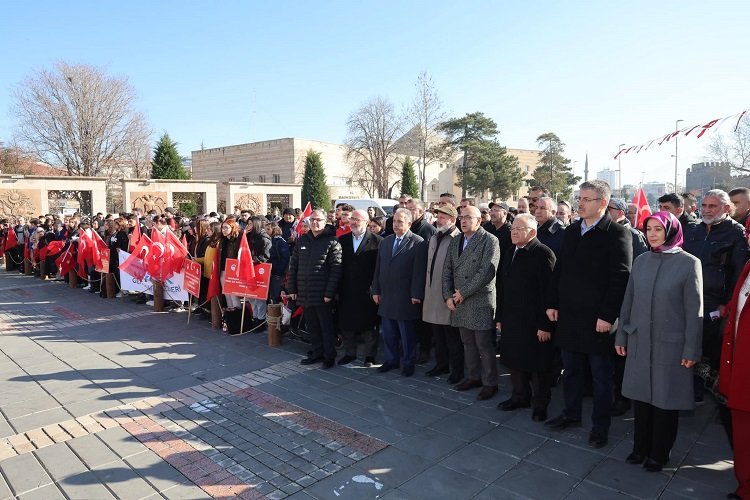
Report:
0,189,40,219
234,193,262,214
131,192,167,214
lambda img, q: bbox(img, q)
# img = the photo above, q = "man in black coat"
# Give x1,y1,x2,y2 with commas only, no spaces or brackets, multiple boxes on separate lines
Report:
407,198,437,364
496,214,556,421
545,180,632,449
534,197,566,257
658,192,697,235
483,202,513,256
337,209,382,367
285,209,343,368
372,208,427,377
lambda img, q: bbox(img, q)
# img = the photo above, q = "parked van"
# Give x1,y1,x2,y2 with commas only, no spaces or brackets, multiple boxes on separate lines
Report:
333,198,398,217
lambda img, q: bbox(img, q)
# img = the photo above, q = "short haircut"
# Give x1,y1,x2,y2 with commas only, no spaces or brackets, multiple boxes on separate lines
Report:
267,222,282,237
393,207,414,224
370,216,385,228
529,186,550,196
729,187,750,197
537,196,556,210
439,193,457,203
681,193,698,205
558,200,571,209
335,203,346,209
408,199,425,210
704,189,731,206
340,203,355,212
460,198,475,205
579,180,611,201
310,208,327,219
514,213,538,230
657,193,683,208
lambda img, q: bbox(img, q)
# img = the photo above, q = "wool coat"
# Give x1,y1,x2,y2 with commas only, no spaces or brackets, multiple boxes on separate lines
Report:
371,231,427,321
496,238,556,371
548,213,632,355
423,226,461,325
442,227,500,331
719,260,750,412
337,230,382,331
616,250,703,410
286,227,342,307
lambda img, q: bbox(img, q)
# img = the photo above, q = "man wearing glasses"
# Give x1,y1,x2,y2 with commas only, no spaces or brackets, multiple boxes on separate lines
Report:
545,180,631,449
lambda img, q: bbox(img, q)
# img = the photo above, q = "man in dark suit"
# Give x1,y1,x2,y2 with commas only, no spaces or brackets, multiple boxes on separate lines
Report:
337,209,382,367
534,196,565,257
545,180,632,449
407,198,437,365
496,213,556,421
372,208,427,377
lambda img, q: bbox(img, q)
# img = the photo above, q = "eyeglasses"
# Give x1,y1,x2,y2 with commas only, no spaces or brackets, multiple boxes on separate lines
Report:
457,215,480,221
309,218,325,222
511,227,533,232
575,197,603,204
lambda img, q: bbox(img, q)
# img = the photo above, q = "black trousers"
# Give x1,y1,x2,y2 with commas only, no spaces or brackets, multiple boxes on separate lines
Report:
430,323,464,378
632,400,679,464
340,329,378,359
417,319,432,353
304,304,336,361
509,368,554,412
613,352,627,401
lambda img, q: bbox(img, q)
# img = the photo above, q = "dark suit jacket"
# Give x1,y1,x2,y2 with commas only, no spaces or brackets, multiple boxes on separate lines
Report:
496,238,556,371
536,218,565,257
548,213,632,355
337,230,382,331
372,231,427,321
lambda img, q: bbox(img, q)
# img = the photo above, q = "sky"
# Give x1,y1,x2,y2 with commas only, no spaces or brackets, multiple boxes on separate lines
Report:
2,1,749,189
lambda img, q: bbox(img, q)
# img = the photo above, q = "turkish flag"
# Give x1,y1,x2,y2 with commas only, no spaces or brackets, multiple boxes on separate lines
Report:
129,222,142,252
44,240,65,259
632,187,652,230
4,228,17,252
336,225,351,238
89,229,109,272
55,244,76,276
293,202,312,237
148,229,167,281
119,234,152,281
206,248,221,302
164,230,188,281
237,233,256,282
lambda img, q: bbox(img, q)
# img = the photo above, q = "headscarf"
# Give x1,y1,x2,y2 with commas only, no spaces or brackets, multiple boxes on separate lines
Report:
643,211,683,253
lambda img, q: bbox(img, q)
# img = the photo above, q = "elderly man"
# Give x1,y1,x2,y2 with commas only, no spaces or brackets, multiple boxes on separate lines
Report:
684,189,749,402
534,196,565,256
423,204,464,383
545,180,632,449
443,205,501,400
286,209,343,368
372,208,427,376
608,198,648,259
407,199,437,363
556,201,572,226
496,213,556,420
658,193,697,234
484,202,513,256
516,198,530,214
337,209,382,366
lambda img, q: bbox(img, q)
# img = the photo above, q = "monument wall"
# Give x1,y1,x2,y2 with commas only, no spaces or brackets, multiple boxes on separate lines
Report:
0,175,107,218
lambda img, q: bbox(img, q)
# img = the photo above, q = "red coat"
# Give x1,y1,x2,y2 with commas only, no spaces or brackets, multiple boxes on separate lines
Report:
719,259,750,411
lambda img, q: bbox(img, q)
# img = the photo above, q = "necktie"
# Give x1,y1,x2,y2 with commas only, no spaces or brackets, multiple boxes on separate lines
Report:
393,237,402,256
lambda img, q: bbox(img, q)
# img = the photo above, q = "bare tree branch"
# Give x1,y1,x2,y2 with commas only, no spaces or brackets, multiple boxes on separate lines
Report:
706,115,750,174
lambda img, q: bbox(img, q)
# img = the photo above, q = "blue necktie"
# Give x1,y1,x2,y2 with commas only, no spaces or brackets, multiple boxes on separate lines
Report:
392,237,402,256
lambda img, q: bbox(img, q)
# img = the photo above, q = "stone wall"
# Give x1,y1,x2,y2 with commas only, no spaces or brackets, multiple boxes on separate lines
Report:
121,179,218,215
0,175,107,218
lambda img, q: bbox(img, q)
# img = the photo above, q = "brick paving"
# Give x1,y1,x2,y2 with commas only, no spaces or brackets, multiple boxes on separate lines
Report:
0,270,739,499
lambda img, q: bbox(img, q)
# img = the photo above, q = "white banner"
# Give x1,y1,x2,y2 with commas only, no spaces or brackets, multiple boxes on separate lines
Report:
118,250,188,301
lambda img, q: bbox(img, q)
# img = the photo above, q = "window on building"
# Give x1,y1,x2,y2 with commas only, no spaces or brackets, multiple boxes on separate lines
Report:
273,174,280,183
258,175,266,183
228,177,235,182
242,176,250,182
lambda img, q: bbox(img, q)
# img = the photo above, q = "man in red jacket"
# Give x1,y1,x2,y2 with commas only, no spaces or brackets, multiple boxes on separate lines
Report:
720,259,750,500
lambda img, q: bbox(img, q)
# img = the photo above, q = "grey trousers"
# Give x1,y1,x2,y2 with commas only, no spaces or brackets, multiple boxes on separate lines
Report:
459,327,498,386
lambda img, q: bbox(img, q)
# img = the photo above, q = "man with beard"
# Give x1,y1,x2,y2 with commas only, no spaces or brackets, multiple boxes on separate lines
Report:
683,189,749,402
422,204,464,383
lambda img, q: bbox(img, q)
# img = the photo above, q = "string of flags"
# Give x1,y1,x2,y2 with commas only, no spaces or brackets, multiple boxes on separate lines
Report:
614,108,749,159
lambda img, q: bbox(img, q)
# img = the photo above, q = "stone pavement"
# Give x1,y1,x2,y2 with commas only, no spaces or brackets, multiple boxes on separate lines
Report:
0,271,737,499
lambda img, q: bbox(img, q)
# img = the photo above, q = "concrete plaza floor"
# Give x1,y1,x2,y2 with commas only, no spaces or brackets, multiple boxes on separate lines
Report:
0,270,737,499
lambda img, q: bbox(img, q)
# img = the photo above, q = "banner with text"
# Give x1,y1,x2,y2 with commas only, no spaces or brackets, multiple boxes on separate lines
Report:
117,249,189,300
183,259,202,297
222,260,271,300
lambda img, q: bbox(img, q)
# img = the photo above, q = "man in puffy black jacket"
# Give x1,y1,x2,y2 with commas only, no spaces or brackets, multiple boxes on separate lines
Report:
285,208,343,368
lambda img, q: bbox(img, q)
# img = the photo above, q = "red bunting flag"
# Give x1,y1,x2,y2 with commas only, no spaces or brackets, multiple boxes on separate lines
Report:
237,233,256,282
632,187,652,230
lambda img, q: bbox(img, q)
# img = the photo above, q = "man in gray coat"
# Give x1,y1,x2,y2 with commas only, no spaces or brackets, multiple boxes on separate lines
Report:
372,208,428,377
423,204,464,384
443,205,501,400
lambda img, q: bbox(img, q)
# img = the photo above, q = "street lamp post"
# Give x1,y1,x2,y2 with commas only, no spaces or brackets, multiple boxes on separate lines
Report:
674,119,683,193
618,143,625,198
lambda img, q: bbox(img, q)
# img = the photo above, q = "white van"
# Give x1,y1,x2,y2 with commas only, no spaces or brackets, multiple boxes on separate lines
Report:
334,198,398,217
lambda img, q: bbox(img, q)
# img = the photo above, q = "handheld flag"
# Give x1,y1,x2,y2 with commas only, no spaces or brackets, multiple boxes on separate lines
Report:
631,187,652,230
237,233,256,281
293,202,312,237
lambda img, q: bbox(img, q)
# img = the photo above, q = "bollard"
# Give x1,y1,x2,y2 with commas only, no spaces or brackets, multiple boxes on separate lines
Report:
153,280,164,312
267,304,282,346
4,254,12,272
211,298,222,330
68,269,78,288
39,260,47,280
105,273,117,298
24,259,32,275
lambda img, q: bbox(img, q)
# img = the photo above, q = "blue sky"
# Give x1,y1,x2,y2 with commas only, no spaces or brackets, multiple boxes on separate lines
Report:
2,1,748,188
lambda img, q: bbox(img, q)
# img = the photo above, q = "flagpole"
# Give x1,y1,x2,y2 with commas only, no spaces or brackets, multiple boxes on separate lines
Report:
187,294,192,324
240,296,247,334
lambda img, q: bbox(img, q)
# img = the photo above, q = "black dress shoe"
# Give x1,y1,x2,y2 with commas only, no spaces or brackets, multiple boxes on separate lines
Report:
588,430,608,449
377,363,398,373
626,452,645,465
726,493,742,499
300,356,323,365
446,373,462,384
401,366,415,377
426,366,449,377
611,398,632,416
322,358,335,369
338,355,356,365
643,458,663,472
454,379,483,391
477,386,498,400
498,398,531,411
532,410,547,422
544,414,582,430
363,357,375,367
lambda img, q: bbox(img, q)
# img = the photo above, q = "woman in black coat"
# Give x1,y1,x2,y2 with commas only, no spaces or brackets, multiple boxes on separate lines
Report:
108,217,130,295
219,218,242,310
246,216,272,325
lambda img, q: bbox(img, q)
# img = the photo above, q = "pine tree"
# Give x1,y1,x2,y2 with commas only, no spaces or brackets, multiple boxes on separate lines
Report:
400,157,419,198
526,132,580,199
151,132,189,179
301,150,330,210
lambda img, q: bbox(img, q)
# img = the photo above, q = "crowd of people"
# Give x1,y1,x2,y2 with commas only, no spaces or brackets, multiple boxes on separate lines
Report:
1,182,750,499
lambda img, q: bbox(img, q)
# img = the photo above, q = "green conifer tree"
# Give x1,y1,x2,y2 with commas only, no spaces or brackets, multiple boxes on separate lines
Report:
151,132,189,179
301,150,330,210
400,156,419,198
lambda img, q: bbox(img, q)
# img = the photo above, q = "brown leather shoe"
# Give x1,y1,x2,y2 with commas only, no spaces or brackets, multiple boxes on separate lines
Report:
454,379,482,391
477,385,498,400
